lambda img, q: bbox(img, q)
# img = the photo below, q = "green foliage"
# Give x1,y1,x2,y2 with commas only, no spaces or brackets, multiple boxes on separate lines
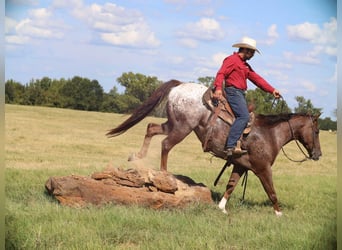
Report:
197,76,215,87
117,72,161,102
319,117,337,131
5,76,104,111
246,88,291,115
116,72,162,112
59,76,104,111
5,72,162,114
294,96,322,116
5,79,25,104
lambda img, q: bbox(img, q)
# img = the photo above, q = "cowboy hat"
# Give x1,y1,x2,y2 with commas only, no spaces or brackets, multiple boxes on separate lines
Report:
232,36,260,54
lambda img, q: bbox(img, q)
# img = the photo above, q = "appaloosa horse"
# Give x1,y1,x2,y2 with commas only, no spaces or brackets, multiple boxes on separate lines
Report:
107,80,322,216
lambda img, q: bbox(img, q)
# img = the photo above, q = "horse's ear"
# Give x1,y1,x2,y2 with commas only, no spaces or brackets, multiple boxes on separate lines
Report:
313,113,321,120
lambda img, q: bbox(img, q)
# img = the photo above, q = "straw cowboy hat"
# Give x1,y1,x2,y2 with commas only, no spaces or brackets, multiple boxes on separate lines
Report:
232,36,260,54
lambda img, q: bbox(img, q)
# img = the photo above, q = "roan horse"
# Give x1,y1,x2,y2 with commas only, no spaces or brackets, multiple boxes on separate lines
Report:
107,80,322,216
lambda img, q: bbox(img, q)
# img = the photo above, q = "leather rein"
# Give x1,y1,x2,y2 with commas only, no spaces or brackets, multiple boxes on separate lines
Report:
282,118,313,163
271,97,314,163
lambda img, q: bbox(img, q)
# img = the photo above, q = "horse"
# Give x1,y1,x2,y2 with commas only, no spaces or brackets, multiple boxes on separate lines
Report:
107,80,322,216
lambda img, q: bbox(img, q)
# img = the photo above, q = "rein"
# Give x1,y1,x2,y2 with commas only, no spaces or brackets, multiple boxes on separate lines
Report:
282,119,311,163
272,96,312,163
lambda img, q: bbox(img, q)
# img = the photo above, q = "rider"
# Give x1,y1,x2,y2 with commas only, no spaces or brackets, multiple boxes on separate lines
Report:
213,36,281,157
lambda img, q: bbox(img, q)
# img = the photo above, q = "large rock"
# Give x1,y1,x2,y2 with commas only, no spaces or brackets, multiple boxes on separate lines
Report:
45,167,213,209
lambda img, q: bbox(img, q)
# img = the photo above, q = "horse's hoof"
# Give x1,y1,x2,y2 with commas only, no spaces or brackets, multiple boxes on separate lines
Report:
221,208,228,214
128,153,138,161
218,198,228,214
275,210,283,217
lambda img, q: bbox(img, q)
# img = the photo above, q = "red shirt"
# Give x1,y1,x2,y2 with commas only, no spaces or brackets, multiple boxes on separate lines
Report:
213,52,275,94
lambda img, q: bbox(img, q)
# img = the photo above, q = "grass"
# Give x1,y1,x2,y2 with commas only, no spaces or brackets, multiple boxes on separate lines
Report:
5,104,337,249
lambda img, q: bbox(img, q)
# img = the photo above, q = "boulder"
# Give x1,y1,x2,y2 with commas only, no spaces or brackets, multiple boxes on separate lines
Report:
45,167,213,209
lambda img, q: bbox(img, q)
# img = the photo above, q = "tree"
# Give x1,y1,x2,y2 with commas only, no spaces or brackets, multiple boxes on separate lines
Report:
101,86,121,113
116,72,161,112
294,96,322,116
101,86,140,113
23,78,51,105
318,117,337,131
45,78,67,107
5,79,25,104
246,88,291,114
198,76,215,87
60,76,104,111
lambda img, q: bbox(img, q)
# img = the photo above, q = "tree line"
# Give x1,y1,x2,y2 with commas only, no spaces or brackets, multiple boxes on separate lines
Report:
5,72,336,131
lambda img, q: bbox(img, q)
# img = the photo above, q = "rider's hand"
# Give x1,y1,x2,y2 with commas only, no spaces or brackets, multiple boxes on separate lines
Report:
213,89,223,100
272,89,281,99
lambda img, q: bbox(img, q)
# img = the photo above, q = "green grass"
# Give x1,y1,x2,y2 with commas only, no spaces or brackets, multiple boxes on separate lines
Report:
5,104,337,249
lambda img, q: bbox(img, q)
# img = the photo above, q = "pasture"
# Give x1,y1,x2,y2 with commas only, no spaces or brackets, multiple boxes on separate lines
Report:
5,104,336,249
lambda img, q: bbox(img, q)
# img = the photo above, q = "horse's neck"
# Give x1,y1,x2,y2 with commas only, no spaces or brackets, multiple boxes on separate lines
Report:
272,120,298,149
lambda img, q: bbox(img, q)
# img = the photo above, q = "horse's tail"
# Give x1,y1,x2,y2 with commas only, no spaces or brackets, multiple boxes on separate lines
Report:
106,79,182,137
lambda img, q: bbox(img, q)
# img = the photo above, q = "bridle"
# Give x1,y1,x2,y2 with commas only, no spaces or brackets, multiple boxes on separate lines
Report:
271,97,315,163
281,116,314,163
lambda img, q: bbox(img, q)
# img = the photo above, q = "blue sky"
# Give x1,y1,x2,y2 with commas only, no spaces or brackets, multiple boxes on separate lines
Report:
5,0,337,118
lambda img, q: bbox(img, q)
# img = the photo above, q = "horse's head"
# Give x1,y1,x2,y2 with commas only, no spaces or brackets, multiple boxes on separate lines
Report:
297,114,322,161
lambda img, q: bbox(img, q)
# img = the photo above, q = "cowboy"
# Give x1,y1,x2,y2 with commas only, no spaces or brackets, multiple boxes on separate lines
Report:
213,36,281,157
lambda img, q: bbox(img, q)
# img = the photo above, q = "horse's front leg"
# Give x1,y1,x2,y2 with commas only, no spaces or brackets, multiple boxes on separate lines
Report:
128,122,167,161
256,168,282,216
218,165,246,214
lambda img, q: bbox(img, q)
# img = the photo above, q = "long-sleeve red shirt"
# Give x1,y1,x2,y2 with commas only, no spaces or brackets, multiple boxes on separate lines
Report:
213,52,275,94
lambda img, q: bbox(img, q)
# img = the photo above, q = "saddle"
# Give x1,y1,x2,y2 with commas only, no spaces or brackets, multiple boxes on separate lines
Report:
202,87,255,151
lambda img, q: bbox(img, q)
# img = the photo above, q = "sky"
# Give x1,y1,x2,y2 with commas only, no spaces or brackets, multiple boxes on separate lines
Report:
5,0,337,119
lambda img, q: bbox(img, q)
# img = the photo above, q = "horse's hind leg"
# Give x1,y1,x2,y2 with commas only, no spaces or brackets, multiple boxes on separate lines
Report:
160,127,193,171
218,165,246,214
128,122,168,161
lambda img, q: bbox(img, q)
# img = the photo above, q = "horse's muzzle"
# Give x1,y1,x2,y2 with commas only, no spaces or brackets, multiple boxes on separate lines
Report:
310,151,322,161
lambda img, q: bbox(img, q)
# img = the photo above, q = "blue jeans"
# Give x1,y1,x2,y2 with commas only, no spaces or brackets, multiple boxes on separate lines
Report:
224,87,249,148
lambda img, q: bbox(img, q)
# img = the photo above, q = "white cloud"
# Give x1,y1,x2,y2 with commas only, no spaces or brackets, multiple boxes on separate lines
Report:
264,24,279,45
16,18,64,39
211,52,227,66
51,0,83,9
164,0,187,4
70,2,160,48
184,52,227,79
283,51,320,65
168,56,185,64
329,64,337,83
299,80,316,92
177,17,224,47
28,7,51,19
7,1,160,49
268,62,293,70
287,22,321,42
178,38,198,48
5,16,17,34
286,17,336,56
284,18,336,66
5,7,69,44
262,69,289,82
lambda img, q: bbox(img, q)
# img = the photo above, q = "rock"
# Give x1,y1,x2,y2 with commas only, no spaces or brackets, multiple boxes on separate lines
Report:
45,167,213,209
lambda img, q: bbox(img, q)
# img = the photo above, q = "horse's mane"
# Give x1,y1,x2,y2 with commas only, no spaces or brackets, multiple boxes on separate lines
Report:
255,113,310,126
